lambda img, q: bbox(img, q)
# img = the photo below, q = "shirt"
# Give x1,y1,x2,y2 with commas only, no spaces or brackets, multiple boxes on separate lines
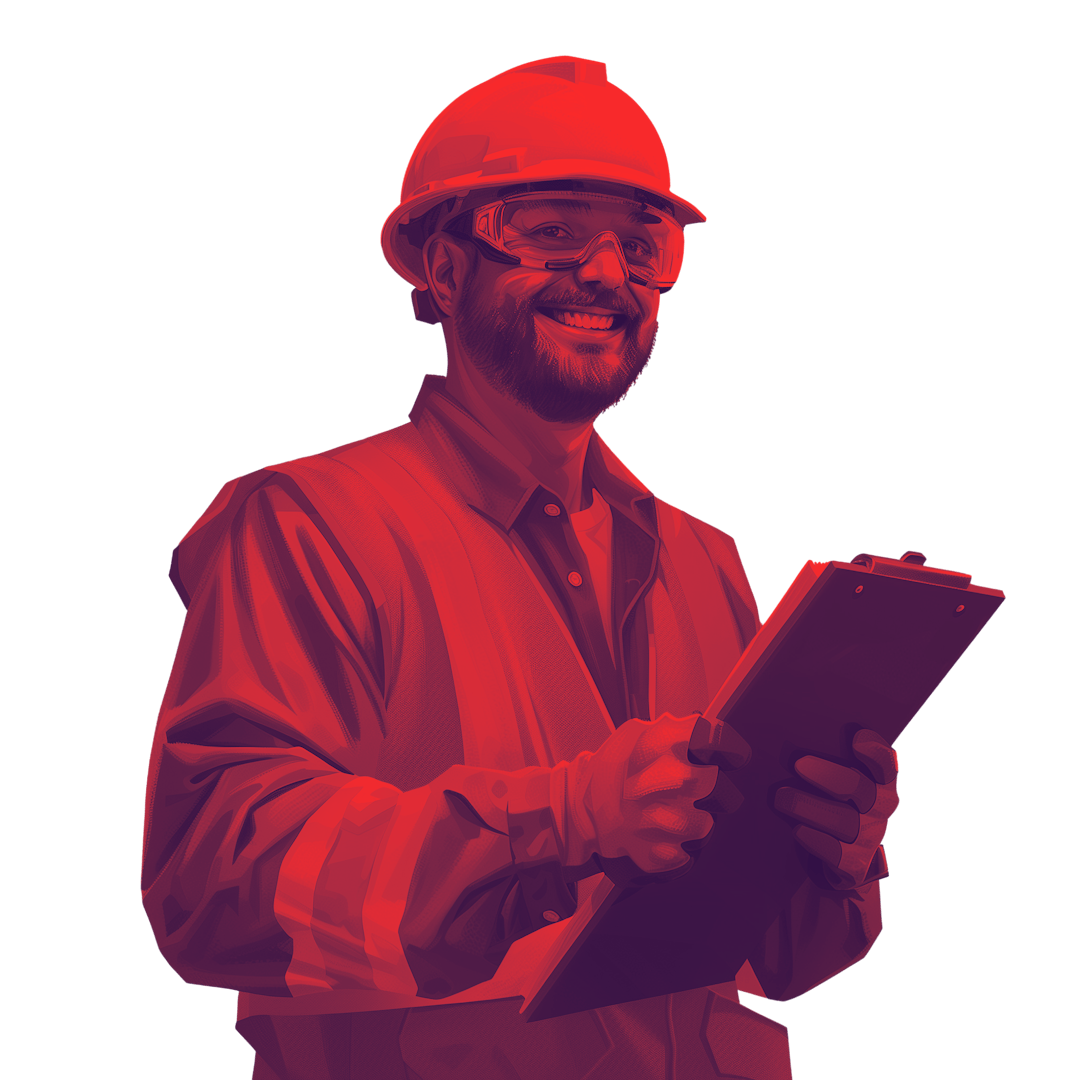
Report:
570,490,615,658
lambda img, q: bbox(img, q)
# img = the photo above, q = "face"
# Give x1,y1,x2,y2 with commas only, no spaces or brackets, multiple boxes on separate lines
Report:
453,198,667,424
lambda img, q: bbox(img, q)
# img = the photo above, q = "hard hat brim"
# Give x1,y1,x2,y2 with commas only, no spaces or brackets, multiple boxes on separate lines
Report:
382,160,706,290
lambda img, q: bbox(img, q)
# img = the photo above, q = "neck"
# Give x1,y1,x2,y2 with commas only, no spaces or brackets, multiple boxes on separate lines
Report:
443,335,595,513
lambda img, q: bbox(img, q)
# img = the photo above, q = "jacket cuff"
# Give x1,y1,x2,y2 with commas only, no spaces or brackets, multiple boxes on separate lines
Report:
435,760,597,869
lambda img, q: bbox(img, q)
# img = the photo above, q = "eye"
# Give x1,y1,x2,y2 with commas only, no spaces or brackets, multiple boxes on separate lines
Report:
622,237,654,258
533,223,575,240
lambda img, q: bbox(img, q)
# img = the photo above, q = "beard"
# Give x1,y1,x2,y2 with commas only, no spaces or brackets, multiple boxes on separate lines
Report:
455,279,657,424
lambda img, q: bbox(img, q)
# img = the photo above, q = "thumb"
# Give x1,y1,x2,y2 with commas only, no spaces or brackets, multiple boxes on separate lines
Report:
687,715,752,770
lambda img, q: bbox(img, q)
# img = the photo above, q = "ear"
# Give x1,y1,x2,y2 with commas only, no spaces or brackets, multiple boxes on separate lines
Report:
422,233,475,319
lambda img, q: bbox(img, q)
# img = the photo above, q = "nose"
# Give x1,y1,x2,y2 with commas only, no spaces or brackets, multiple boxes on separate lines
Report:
574,239,629,290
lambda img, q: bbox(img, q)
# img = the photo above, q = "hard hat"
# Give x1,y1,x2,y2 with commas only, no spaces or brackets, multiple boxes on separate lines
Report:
381,56,705,293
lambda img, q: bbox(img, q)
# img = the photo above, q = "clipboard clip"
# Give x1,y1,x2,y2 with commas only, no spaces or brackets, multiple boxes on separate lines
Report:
849,551,972,588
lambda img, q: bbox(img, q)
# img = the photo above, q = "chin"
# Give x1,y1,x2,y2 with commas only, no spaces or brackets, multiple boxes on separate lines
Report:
456,286,658,424
540,330,629,386
515,326,656,424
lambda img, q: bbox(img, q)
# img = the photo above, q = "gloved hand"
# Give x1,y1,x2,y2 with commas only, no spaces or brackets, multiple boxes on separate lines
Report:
554,712,750,883
774,728,899,889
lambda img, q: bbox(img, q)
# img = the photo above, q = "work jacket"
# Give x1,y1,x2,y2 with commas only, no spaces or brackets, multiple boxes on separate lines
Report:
143,377,880,1079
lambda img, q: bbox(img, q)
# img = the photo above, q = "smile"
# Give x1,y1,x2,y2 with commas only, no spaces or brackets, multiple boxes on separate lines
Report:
537,307,626,332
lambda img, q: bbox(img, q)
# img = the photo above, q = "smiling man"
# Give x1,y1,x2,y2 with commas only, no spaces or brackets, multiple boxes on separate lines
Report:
144,58,897,1080
424,186,672,517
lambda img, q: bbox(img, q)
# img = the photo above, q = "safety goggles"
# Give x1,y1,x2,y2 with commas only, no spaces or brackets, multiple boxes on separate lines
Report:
462,190,685,291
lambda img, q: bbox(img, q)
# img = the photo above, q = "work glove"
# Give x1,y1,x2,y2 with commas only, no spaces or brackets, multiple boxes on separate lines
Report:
774,728,899,889
554,712,751,885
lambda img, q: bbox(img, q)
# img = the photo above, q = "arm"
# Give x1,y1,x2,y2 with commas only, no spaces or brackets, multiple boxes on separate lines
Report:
142,477,568,998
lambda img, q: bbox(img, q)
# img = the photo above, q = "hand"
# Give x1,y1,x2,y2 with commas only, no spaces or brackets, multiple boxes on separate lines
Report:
774,729,899,890
562,712,746,881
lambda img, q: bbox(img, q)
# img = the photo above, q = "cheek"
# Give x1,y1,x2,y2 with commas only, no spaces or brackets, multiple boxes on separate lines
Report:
487,269,552,308
637,286,661,324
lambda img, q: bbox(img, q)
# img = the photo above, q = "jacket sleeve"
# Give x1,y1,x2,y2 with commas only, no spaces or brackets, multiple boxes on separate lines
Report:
142,475,576,1000
691,519,885,1000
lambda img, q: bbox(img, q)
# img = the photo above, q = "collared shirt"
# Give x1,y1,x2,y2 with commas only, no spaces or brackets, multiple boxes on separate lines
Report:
570,491,615,656
410,375,660,728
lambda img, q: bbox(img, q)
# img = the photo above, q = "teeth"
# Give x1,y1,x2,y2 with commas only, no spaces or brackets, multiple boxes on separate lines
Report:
554,310,615,330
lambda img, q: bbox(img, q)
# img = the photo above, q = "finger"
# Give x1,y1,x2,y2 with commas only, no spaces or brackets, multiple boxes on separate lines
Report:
641,802,691,835
794,755,878,813
625,755,715,802
641,803,714,842
794,833,891,890
852,729,898,785
791,824,843,870
639,841,692,873
687,715,752,770
774,786,860,843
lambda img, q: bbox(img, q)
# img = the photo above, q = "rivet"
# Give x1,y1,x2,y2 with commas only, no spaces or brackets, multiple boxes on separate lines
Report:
954,604,965,615
543,503,561,517
542,910,561,923
567,571,583,587
854,585,864,594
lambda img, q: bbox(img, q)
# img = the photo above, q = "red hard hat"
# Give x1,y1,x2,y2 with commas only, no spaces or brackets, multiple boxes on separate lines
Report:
382,57,706,291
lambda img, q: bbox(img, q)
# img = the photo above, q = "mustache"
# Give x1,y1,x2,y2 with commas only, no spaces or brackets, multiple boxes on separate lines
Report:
530,288,641,320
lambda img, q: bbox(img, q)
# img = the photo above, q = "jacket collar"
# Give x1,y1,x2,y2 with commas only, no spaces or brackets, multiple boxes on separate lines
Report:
409,374,656,532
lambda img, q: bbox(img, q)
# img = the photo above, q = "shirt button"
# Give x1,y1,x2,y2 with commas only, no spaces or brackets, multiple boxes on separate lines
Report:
543,503,561,517
542,909,561,923
567,571,583,587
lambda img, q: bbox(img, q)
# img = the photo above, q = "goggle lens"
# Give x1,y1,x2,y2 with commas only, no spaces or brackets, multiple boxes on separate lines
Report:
473,192,684,289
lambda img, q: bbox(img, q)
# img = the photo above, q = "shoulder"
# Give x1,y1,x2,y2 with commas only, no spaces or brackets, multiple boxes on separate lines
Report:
189,423,431,531
653,498,746,575
170,423,431,605
270,422,423,490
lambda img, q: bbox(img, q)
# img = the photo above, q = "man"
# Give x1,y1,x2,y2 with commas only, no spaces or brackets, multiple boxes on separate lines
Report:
143,57,898,1080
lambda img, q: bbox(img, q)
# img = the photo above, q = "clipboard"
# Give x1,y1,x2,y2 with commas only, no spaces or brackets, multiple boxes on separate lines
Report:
521,552,1004,1021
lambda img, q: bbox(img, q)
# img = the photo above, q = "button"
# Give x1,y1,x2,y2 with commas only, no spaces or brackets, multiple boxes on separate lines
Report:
567,571,583,587
543,503,561,517
542,910,561,923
